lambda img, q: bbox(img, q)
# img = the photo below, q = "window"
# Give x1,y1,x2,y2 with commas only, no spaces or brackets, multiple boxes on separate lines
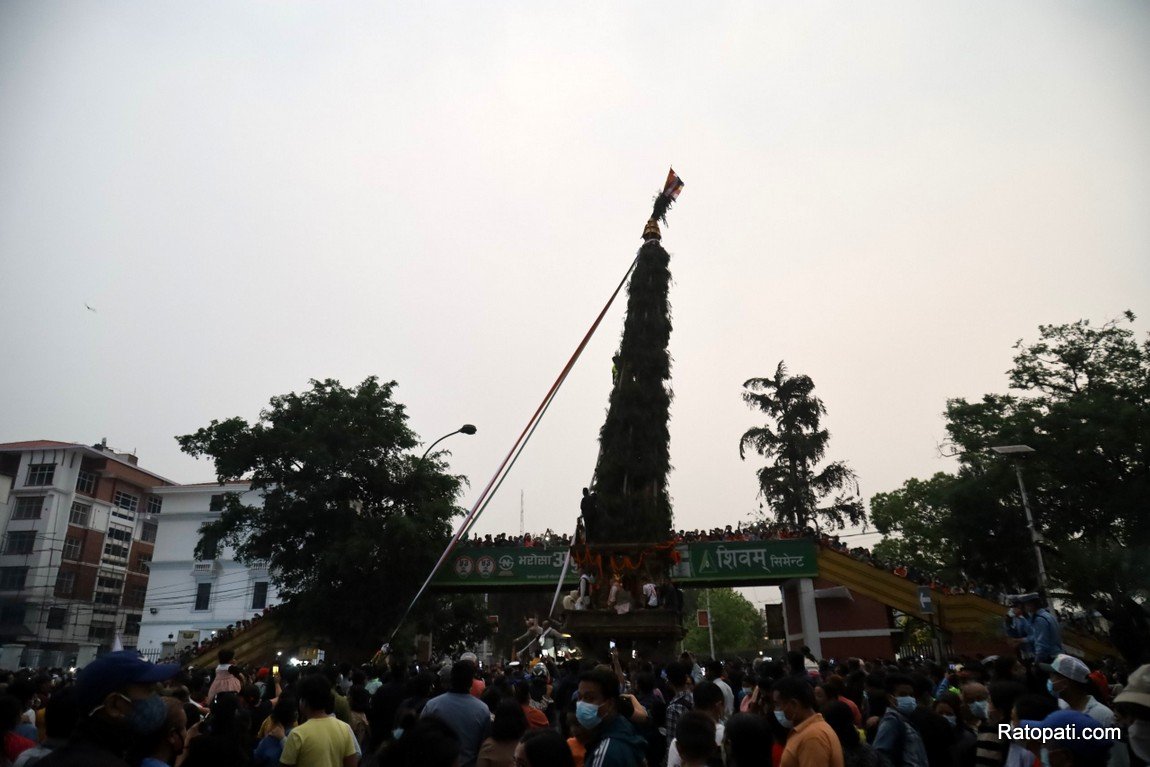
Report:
4,531,35,555
0,567,28,590
124,584,147,607
193,582,212,611
46,607,67,630
55,571,75,596
141,521,157,544
62,536,81,561
94,592,120,606
69,502,91,527
251,581,269,610
25,463,55,486
133,554,151,574
12,496,44,520
75,469,97,495
106,526,132,542
199,532,220,561
112,491,138,513
96,573,124,590
124,614,141,635
146,496,163,515
88,622,114,641
0,604,26,626
209,494,225,512
103,543,129,560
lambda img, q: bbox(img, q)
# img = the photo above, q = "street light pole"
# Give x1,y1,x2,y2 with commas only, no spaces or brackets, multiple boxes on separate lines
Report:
991,445,1048,598
420,424,477,462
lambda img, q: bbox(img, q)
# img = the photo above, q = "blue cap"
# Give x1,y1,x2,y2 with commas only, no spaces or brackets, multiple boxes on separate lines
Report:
76,651,180,709
1019,710,1114,758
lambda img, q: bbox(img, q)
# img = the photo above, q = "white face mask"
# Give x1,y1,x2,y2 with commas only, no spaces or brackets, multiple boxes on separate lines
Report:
1130,720,1150,762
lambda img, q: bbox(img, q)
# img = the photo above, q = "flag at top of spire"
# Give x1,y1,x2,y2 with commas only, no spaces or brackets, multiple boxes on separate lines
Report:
663,167,685,200
649,167,686,229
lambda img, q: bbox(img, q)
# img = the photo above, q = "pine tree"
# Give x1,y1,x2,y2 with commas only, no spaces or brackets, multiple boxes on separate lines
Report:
590,238,675,543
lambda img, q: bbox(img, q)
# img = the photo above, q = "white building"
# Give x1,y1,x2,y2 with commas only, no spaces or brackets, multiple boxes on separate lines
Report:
0,440,174,668
137,481,280,656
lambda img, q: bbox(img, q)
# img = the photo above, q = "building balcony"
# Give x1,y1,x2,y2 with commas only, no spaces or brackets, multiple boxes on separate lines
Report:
190,560,221,576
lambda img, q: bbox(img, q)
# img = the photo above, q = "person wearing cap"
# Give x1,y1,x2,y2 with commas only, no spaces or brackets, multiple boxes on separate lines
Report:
1015,709,1115,767
1112,663,1150,765
1012,594,1063,664
38,650,180,767
1042,654,1116,727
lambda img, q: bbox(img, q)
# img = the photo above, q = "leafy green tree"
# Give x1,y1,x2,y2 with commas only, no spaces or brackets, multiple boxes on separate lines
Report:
592,239,674,542
176,377,489,659
682,588,765,657
739,362,865,530
873,313,1150,608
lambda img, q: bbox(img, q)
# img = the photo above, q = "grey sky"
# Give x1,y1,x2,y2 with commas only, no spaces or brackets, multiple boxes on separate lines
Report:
2,2,1148,554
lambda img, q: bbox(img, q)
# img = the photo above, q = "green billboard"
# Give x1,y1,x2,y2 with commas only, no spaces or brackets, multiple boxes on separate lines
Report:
670,539,817,582
431,539,818,589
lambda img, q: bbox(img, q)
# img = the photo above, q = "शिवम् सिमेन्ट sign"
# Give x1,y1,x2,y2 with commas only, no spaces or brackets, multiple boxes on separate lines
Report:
434,539,818,587
672,539,818,582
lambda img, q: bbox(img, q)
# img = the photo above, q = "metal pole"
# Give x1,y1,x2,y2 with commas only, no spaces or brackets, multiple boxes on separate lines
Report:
706,589,716,659
1014,462,1049,597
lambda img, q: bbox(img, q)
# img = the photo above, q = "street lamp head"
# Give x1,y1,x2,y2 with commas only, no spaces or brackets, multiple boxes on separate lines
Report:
459,424,477,435
991,445,1035,455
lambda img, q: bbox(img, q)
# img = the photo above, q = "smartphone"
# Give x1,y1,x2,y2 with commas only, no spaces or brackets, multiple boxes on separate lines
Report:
272,665,279,676
609,640,616,649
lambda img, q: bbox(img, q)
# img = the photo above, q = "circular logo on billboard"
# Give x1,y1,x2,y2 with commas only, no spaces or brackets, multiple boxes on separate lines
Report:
498,555,515,571
477,556,496,577
454,556,474,577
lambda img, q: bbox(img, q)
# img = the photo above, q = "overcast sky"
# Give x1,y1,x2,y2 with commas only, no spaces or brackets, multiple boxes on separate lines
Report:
2,2,1148,563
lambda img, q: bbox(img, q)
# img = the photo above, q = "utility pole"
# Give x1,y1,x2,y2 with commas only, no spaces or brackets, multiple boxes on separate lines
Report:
705,589,716,659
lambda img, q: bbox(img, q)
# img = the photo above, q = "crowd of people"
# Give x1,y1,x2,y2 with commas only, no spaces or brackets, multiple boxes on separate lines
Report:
2,643,1146,767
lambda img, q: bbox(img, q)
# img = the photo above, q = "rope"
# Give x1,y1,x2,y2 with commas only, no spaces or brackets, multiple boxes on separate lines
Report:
387,251,642,645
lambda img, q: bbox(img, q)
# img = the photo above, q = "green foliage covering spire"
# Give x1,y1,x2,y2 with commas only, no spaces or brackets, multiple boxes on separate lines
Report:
590,240,675,542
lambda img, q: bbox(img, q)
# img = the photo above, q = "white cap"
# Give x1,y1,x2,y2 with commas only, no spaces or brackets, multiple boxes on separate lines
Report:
460,652,478,664
1041,653,1090,684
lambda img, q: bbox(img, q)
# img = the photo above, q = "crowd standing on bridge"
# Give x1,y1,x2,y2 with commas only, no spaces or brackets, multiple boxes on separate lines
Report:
1,641,1147,767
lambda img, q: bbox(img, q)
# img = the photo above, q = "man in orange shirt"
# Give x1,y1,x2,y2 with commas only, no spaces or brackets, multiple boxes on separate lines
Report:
773,676,844,767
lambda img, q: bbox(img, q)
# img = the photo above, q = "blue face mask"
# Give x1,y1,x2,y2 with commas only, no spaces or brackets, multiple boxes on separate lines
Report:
943,714,957,727
774,709,793,729
117,693,167,735
392,728,404,740
895,696,916,714
969,700,988,720
576,700,603,729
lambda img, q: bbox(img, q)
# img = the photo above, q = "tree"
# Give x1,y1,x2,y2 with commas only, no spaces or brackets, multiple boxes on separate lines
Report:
682,588,765,657
739,362,865,530
176,377,489,659
592,238,674,542
873,313,1150,611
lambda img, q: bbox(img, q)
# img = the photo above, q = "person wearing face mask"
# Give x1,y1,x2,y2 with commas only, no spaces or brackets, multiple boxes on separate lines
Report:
772,675,844,767
936,692,977,767
667,682,725,767
873,674,928,767
1112,663,1150,767
575,668,647,767
37,650,181,767
1042,655,1116,727
974,681,1026,767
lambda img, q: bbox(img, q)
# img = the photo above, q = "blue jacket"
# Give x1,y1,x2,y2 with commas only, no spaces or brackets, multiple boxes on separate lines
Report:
1024,608,1063,661
586,715,648,767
